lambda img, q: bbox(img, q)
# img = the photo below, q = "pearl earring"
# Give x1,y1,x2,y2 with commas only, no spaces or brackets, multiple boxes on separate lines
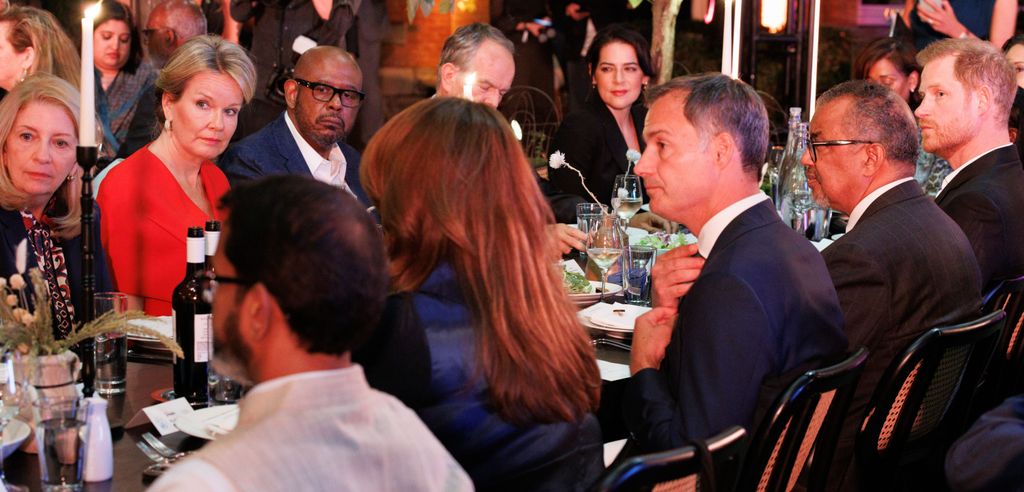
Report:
164,119,172,132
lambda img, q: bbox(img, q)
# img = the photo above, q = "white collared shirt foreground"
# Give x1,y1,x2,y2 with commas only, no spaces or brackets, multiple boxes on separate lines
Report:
149,365,472,492
697,193,770,258
284,111,353,195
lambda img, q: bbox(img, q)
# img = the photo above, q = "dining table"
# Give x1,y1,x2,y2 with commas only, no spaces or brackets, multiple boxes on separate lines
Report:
6,346,630,491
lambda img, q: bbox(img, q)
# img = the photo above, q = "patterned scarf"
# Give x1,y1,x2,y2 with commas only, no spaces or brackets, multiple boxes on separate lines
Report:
21,211,76,339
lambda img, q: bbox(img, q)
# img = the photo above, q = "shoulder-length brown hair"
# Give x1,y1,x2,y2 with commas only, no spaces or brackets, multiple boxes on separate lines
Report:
0,74,82,238
0,6,80,88
361,97,601,423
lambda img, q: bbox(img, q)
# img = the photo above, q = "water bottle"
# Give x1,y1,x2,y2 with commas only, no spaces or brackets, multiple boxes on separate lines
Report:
774,107,803,210
779,123,832,241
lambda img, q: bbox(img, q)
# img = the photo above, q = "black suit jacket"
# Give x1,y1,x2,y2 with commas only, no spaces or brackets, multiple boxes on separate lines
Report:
622,200,847,451
935,145,1024,293
218,113,369,206
823,181,983,488
548,97,646,211
0,207,113,335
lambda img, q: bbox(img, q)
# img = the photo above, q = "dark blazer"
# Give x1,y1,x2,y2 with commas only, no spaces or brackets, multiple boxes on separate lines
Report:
935,145,1024,293
354,264,604,491
548,97,647,210
0,207,114,335
622,200,847,451
218,113,369,206
823,180,983,489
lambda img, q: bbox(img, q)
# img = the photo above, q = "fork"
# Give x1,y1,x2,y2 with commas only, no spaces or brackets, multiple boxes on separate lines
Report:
142,432,190,460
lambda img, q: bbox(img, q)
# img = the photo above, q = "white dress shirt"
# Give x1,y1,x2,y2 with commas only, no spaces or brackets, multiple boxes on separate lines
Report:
845,177,916,232
284,112,353,196
697,193,771,258
938,143,1014,194
148,365,472,492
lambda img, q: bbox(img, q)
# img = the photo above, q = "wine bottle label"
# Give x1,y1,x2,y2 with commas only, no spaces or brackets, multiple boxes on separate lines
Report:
205,231,221,257
195,314,211,363
187,237,205,263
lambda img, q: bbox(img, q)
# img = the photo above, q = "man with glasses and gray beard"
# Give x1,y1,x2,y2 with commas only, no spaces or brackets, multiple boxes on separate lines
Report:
219,46,370,206
148,176,471,491
802,80,982,489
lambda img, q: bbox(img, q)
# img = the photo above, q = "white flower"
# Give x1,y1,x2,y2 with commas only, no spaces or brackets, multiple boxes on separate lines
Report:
549,151,566,169
9,274,25,290
20,312,34,325
5,294,16,307
626,149,642,163
0,277,7,289
12,308,26,320
618,187,629,200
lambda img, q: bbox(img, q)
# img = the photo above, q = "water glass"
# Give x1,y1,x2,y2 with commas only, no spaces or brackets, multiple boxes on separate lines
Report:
624,246,656,306
207,371,245,406
93,292,128,395
576,203,604,236
34,396,87,492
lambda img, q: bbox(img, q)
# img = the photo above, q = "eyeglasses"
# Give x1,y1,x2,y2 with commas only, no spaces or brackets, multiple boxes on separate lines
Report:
141,27,176,45
200,271,255,304
807,138,876,163
293,78,365,108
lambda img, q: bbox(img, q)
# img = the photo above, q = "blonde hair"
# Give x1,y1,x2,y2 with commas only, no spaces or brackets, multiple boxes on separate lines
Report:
0,74,82,239
0,6,81,88
362,97,601,424
155,35,256,126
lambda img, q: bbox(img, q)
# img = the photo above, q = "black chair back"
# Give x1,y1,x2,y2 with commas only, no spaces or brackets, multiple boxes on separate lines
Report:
979,276,1024,405
855,310,1006,485
736,347,869,492
596,426,748,492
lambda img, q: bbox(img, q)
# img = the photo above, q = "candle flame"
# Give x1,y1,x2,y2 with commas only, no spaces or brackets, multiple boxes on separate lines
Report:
510,119,523,141
85,2,101,19
462,72,476,102
761,0,787,33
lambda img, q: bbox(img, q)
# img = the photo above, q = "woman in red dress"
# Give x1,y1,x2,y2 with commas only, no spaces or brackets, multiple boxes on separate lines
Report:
98,36,255,315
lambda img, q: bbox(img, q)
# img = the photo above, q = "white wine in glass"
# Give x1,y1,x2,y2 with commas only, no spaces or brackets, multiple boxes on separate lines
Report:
586,214,624,301
613,175,643,220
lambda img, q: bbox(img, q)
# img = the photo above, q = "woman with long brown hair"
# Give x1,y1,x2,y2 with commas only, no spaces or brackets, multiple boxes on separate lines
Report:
357,96,603,491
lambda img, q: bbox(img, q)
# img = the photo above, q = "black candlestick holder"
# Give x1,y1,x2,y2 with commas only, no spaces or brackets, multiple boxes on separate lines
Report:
76,145,97,397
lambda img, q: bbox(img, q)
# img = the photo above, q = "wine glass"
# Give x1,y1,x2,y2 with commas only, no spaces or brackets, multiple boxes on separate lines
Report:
0,350,28,492
587,214,623,301
611,175,643,221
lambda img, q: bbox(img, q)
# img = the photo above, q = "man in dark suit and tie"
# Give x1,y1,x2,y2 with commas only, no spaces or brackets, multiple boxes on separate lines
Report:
803,80,983,488
622,74,847,451
219,46,369,206
916,38,1024,293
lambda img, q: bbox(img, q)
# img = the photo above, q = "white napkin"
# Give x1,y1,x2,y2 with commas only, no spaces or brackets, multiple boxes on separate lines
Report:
128,316,173,339
585,303,650,331
562,259,586,276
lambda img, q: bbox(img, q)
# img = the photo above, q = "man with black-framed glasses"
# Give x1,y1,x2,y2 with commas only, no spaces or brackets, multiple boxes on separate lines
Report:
805,80,983,489
220,46,371,206
149,176,471,491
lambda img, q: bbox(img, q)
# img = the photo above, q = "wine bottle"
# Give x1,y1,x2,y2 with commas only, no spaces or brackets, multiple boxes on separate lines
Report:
171,226,210,404
204,220,221,273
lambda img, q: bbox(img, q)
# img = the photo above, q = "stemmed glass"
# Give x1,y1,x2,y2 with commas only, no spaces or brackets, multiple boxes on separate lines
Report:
586,214,623,301
0,350,28,492
611,175,643,221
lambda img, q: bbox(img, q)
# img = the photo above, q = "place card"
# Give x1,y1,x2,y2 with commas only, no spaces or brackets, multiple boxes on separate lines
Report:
141,399,195,436
562,259,586,276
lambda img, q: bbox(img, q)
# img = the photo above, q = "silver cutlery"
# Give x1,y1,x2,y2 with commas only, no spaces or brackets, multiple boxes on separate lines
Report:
592,337,632,351
142,432,190,460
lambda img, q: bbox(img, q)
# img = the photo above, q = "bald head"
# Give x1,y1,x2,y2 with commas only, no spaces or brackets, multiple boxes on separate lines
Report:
147,0,206,68
285,46,364,156
294,46,361,81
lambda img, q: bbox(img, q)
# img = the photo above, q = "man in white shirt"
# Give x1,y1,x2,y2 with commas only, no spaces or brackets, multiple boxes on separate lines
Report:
803,80,982,488
220,46,370,206
916,38,1024,292
149,176,471,491
616,74,846,451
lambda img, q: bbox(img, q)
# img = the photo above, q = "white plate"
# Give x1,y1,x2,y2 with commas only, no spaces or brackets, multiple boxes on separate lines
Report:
2,419,29,458
568,281,623,305
128,316,173,341
175,405,239,440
